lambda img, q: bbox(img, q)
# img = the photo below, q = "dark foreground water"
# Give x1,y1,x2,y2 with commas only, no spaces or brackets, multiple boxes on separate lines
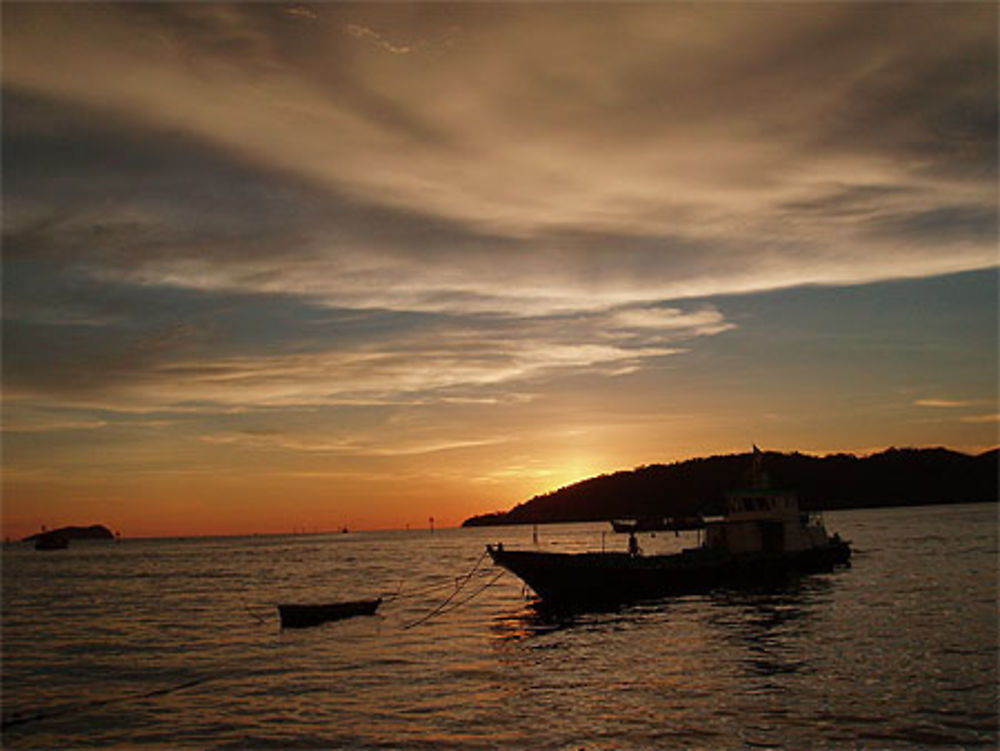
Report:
3,504,997,749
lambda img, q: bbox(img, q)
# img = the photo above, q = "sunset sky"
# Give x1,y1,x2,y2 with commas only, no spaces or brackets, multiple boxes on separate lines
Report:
3,2,997,538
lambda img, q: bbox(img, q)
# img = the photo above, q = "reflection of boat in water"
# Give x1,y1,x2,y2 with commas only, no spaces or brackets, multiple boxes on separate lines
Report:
610,515,705,533
277,598,382,629
34,533,69,551
489,449,851,608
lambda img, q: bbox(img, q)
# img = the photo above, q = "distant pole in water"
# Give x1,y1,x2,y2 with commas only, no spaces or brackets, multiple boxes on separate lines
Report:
532,524,538,544
429,516,435,534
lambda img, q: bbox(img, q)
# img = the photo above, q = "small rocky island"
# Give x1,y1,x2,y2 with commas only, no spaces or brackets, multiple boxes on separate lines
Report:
21,524,116,542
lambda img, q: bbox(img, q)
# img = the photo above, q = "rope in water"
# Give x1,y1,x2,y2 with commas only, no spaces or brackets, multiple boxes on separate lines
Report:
242,554,500,628
400,549,495,630
380,570,492,604
1,676,214,731
242,595,271,625
408,570,507,627
386,568,498,601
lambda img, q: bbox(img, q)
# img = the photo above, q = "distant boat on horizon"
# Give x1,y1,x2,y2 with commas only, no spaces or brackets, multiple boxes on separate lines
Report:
23,524,115,545
609,514,706,534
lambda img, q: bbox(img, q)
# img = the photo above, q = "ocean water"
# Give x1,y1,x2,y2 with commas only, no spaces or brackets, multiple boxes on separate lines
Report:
2,503,996,749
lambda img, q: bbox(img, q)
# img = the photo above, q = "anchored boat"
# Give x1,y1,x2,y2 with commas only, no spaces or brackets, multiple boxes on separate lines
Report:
488,450,850,607
277,598,382,629
610,515,706,533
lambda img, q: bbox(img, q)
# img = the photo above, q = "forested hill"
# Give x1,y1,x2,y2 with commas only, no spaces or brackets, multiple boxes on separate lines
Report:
462,447,999,527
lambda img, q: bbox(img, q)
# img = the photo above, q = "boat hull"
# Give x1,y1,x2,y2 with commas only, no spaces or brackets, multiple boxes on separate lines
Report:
488,542,850,607
277,598,382,629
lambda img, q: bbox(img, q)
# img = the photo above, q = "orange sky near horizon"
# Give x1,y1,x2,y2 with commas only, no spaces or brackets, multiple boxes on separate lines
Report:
2,3,997,540
5,410,996,540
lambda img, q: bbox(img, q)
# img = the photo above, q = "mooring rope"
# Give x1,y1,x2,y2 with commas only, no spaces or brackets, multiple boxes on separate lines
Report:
400,550,492,630
380,575,462,603
241,594,271,626
424,570,506,621
383,559,496,604
1,675,214,731
237,548,504,633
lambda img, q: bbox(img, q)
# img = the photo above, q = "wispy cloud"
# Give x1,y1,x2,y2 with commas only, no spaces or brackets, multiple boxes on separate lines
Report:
911,399,999,427
344,23,415,55
2,416,109,433
2,3,996,534
960,413,1000,424
3,288,725,414
914,399,978,408
200,430,504,457
3,3,995,320
285,6,318,22
611,307,735,337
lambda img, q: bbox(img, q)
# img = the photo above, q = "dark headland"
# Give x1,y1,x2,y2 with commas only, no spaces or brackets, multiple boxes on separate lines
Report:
21,524,115,542
462,447,999,527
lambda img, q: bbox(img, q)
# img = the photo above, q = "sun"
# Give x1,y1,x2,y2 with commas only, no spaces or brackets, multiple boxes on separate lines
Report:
550,455,607,490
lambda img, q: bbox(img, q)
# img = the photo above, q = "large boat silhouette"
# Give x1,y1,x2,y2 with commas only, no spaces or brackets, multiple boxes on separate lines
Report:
488,448,851,607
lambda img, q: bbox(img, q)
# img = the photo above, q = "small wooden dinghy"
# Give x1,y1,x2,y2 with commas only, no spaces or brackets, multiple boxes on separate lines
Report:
277,598,382,629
